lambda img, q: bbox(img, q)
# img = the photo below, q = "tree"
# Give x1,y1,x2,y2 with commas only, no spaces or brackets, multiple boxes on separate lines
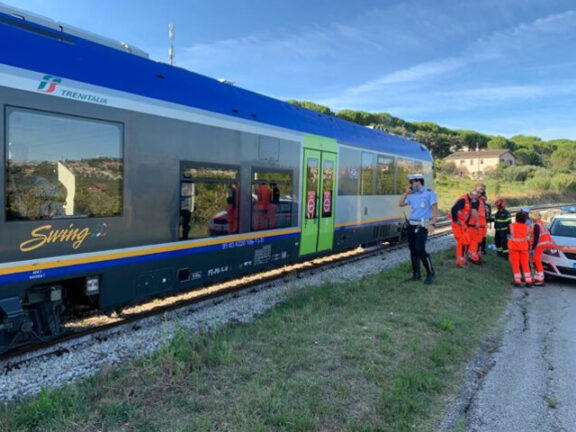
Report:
549,147,576,171
336,109,376,126
286,100,335,116
487,136,514,150
455,130,489,150
514,148,541,165
509,135,543,149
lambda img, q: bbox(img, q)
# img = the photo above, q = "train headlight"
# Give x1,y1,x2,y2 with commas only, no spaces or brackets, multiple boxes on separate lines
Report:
544,248,560,257
85,276,100,295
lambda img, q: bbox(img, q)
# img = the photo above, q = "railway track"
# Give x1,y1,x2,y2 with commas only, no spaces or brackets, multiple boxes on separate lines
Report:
1,203,572,401
0,223,453,364
1,202,570,363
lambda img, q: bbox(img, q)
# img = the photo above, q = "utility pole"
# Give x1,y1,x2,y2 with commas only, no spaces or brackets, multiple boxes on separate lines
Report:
168,23,175,65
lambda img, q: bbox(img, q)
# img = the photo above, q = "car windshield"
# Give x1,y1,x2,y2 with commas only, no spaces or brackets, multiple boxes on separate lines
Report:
550,219,576,238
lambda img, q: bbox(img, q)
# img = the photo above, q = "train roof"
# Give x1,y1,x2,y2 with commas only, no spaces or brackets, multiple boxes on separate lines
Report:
0,5,432,162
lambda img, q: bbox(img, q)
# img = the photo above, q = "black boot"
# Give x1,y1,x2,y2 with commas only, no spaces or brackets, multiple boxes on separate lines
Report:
422,253,435,284
408,255,421,281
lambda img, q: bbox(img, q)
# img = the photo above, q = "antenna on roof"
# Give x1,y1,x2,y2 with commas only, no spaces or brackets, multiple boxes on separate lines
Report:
168,23,175,65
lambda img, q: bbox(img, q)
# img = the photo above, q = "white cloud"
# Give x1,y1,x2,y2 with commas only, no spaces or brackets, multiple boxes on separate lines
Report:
346,58,468,94
328,8,576,103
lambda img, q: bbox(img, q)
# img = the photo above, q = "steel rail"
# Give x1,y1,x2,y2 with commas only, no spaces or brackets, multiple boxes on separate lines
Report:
1,202,572,366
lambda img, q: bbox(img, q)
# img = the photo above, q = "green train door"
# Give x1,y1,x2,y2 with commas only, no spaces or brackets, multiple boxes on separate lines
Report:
299,135,337,256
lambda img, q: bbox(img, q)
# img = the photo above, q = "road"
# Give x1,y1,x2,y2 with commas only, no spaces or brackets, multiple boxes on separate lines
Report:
466,279,576,432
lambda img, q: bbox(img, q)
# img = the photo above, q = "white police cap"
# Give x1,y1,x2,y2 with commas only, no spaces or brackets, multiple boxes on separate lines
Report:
521,206,530,213
408,173,424,181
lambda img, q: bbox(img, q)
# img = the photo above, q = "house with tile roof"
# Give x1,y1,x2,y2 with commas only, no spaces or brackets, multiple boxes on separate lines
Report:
444,149,516,178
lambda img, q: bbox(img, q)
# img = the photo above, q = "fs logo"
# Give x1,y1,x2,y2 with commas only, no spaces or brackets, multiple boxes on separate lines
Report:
37,75,62,93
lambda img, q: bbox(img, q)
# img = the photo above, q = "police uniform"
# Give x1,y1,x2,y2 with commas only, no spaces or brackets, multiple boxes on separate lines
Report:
402,174,437,284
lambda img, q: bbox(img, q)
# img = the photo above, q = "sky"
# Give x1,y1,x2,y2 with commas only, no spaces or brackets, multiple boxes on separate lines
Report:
3,0,576,140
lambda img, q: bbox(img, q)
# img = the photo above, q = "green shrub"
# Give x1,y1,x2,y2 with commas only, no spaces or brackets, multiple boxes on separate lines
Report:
526,176,551,192
551,173,576,193
500,165,539,182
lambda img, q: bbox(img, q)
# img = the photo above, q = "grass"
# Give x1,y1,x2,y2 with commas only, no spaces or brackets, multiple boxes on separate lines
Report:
0,249,513,432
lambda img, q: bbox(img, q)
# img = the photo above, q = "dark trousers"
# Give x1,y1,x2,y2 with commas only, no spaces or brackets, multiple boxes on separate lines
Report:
494,229,509,255
407,225,434,276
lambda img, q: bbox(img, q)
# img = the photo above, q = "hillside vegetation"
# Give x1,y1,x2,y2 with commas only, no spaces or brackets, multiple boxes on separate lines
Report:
287,100,576,165
287,100,576,205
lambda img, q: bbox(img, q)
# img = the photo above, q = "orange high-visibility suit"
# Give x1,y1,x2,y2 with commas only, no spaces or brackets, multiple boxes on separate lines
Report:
509,222,533,286
531,220,553,285
450,194,472,267
466,199,482,264
477,196,488,255
253,183,271,230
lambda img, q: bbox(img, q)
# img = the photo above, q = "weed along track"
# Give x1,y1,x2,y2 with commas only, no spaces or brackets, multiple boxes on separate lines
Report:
1,227,459,402
0,202,571,402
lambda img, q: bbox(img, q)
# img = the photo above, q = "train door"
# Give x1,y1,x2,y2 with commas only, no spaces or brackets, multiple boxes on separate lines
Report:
299,135,337,256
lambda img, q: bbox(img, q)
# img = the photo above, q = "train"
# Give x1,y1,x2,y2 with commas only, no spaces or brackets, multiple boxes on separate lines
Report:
0,3,433,353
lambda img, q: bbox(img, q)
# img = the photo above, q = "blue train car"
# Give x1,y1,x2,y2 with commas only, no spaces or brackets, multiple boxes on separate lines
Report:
0,3,433,351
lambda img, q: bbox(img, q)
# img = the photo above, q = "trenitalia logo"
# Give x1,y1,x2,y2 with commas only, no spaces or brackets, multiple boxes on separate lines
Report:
36,74,108,105
37,75,61,93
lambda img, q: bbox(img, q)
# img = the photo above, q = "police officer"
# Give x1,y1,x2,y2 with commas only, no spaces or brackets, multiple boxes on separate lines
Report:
399,173,438,284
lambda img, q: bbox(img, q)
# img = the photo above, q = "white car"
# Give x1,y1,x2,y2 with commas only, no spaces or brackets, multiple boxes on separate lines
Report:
542,213,576,280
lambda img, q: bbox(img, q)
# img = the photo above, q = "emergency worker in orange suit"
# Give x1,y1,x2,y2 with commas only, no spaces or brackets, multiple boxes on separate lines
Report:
475,184,491,255
466,187,486,264
267,182,280,229
253,182,271,230
226,182,239,234
530,211,553,286
508,211,534,287
450,190,480,267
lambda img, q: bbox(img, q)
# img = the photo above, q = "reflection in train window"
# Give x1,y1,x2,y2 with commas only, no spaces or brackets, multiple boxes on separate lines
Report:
179,166,239,240
305,159,319,220
251,170,293,231
338,147,361,195
5,107,123,220
322,160,334,217
396,158,414,192
376,156,395,195
361,152,376,195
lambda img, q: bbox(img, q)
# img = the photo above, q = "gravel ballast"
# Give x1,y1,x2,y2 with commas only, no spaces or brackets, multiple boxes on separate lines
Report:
0,235,454,402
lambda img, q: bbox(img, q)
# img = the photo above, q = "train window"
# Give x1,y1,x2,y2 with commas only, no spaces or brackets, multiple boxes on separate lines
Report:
5,107,123,221
338,147,361,195
414,161,423,173
396,158,414,192
361,152,376,195
180,166,239,239
251,170,294,231
322,160,334,217
376,156,395,195
304,159,319,220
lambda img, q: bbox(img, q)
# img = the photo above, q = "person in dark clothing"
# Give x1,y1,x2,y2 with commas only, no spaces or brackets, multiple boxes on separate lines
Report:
493,199,511,258
268,182,280,229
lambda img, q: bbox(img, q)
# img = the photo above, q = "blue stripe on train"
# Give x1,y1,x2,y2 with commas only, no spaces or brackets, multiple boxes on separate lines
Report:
0,231,299,285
